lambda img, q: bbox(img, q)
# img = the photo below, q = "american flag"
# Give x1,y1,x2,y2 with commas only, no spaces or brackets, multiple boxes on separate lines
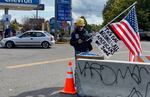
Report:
111,6,142,62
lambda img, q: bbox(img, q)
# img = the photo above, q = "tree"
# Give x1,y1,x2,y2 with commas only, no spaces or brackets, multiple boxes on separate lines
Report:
10,19,20,31
102,0,150,31
21,17,32,31
80,16,102,33
21,16,45,31
90,24,102,32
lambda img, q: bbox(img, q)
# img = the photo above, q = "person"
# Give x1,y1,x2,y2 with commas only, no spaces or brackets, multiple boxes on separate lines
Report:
4,26,11,38
12,28,16,36
70,18,93,57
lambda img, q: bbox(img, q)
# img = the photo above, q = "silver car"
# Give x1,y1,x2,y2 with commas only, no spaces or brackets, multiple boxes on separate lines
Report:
0,30,55,48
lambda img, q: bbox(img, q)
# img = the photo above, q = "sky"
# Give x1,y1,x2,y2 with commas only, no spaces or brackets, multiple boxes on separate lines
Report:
0,0,107,24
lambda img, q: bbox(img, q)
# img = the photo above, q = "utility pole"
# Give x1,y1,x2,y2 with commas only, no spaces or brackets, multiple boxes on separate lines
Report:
55,0,58,40
36,10,38,19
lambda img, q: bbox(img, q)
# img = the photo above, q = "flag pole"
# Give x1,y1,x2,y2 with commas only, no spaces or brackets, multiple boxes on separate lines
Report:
105,1,137,27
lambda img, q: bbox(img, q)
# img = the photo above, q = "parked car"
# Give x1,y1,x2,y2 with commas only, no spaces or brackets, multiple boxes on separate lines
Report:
0,30,55,48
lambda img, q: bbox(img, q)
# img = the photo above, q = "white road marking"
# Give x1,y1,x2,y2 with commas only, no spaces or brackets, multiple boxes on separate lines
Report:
6,51,150,69
49,90,61,96
6,57,74,69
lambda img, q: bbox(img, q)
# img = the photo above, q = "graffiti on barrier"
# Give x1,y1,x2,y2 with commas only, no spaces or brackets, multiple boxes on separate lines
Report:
76,61,150,97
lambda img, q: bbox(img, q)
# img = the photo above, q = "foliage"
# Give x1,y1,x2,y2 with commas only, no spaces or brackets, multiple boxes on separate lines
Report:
80,16,102,33
21,17,32,31
10,19,20,31
102,0,150,31
90,24,102,32
21,17,45,31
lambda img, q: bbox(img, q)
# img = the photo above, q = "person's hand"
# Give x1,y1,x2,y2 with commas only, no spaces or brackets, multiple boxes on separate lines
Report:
78,39,83,44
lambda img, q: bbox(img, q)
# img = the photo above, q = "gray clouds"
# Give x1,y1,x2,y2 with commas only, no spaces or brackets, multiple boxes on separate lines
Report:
72,0,107,24
41,0,54,6
41,0,107,24
0,0,107,24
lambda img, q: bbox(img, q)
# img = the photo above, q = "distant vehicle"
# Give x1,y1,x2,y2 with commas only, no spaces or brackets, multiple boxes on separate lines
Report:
139,31,150,41
0,30,55,48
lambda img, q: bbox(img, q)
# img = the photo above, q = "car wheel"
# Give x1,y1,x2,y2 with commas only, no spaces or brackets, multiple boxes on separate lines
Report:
5,41,14,48
41,41,50,48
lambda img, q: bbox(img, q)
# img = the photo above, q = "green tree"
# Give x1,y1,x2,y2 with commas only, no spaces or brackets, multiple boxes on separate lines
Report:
10,19,20,31
90,24,102,32
102,0,150,31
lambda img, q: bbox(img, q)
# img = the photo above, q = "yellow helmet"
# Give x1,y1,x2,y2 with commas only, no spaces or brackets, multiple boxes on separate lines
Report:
76,18,85,27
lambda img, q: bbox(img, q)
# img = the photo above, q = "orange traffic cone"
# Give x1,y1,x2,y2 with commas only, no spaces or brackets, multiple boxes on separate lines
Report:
61,61,76,94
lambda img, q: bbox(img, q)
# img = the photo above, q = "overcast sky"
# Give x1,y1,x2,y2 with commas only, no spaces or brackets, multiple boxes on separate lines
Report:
0,0,107,24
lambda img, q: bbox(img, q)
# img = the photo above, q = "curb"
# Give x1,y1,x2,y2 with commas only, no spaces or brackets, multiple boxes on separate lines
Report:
56,42,69,44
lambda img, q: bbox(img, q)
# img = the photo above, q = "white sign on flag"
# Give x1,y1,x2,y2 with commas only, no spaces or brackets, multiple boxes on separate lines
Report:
93,26,120,58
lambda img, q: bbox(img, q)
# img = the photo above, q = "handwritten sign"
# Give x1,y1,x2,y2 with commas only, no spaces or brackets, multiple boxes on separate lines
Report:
93,26,120,58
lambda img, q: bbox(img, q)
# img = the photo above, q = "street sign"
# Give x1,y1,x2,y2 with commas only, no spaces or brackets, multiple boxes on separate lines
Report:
0,0,42,10
49,17,55,25
49,17,62,31
34,4,45,10
3,14,11,22
3,14,11,26
0,0,39,5
56,0,72,21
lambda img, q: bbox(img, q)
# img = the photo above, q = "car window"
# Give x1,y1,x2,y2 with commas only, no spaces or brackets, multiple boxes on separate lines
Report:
31,32,37,37
16,33,23,37
21,32,33,38
35,32,45,37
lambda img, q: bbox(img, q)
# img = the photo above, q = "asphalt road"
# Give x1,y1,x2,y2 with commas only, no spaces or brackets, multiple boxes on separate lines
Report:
0,42,150,97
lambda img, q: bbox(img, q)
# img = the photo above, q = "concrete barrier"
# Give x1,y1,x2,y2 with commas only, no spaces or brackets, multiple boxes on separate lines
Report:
75,59,150,97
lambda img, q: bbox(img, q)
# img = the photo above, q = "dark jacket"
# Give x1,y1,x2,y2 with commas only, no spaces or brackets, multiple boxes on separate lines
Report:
70,28,92,52
4,28,11,38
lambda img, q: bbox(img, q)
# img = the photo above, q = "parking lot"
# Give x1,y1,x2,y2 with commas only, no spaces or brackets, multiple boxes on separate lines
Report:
0,42,150,97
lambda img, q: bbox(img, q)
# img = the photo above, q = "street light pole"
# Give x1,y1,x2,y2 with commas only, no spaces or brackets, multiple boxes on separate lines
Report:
36,10,38,19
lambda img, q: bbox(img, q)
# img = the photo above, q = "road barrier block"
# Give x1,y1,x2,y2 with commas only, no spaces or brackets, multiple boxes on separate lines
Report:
75,59,150,97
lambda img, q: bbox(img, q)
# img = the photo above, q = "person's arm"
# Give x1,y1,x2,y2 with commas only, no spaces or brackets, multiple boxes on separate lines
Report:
70,33,79,46
85,31,92,43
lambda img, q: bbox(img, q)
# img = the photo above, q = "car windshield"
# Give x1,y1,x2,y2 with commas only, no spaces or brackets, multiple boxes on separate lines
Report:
16,33,23,37
44,31,51,36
